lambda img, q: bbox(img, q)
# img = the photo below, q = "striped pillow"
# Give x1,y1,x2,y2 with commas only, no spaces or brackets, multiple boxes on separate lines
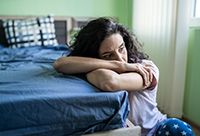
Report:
3,16,58,48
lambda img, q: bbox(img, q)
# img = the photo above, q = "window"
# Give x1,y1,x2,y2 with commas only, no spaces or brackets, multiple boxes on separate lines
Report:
194,0,200,18
190,0,200,27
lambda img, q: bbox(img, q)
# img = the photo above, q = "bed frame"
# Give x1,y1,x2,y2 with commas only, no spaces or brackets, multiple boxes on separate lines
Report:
83,119,141,136
0,15,73,46
0,15,141,136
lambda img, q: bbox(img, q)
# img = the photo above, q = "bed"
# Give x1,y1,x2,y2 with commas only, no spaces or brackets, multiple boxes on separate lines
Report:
0,15,141,136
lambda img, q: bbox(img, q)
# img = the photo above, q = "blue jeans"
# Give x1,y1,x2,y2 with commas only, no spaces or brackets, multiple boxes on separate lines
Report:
153,118,195,136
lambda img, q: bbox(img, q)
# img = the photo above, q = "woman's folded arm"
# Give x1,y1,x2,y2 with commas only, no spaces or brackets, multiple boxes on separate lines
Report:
53,56,127,74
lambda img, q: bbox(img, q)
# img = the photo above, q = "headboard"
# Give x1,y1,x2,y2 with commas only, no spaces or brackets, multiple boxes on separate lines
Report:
0,15,73,46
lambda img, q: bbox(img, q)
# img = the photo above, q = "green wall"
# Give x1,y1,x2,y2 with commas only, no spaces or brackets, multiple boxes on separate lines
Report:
0,0,132,28
0,0,199,127
183,27,200,126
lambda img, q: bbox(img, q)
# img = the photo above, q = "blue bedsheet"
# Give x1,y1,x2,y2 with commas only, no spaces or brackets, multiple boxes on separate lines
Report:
0,45,129,136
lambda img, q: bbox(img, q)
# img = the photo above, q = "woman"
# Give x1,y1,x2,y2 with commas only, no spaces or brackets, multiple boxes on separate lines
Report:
54,17,194,136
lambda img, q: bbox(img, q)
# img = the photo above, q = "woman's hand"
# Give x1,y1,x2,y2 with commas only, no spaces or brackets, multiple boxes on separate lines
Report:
125,63,153,88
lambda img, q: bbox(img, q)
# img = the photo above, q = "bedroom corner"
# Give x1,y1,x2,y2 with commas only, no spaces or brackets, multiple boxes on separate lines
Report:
0,0,199,135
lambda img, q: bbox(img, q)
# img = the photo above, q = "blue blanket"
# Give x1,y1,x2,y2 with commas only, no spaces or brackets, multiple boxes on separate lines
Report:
0,45,129,136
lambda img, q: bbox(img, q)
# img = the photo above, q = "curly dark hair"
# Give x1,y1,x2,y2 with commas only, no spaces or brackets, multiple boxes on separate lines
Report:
69,17,148,63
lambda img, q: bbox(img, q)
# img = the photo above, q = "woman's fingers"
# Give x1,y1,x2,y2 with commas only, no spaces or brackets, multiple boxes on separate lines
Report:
135,64,147,85
144,66,153,82
140,67,149,86
135,63,152,87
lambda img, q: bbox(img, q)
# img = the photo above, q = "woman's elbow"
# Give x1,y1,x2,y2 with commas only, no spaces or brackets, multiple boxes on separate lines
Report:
53,58,65,73
53,61,59,70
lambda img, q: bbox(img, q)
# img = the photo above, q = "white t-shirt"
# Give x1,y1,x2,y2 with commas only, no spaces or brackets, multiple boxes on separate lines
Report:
128,60,166,136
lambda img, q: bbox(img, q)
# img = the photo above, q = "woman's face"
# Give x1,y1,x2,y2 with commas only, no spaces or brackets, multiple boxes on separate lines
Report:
99,33,128,62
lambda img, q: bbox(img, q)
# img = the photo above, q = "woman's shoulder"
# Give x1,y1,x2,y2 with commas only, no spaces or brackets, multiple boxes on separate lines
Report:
141,59,155,65
141,59,158,69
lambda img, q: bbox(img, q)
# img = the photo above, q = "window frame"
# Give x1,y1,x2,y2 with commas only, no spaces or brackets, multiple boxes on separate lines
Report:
190,0,200,27
193,0,200,18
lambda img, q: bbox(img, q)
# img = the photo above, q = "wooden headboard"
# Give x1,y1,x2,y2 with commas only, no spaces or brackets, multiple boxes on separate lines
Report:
0,15,73,46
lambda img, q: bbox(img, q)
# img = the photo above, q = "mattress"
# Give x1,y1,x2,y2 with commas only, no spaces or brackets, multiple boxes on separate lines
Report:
0,45,129,136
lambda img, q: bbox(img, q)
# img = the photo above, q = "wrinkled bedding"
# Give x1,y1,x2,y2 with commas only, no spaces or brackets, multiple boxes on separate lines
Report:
0,45,129,136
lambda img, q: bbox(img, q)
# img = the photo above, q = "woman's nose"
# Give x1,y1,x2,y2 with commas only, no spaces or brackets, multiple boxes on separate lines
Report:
115,52,124,62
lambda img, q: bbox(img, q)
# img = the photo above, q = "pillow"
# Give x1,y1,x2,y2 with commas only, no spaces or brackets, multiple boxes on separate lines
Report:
3,15,58,48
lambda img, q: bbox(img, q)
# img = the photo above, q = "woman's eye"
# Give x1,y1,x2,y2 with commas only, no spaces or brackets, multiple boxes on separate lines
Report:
119,46,124,52
103,54,112,59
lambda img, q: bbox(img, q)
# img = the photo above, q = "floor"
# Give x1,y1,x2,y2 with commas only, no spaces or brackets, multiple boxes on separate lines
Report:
182,117,200,136
193,126,200,136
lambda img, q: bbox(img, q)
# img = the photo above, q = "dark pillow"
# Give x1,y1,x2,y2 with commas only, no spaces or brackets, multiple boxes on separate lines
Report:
3,15,58,48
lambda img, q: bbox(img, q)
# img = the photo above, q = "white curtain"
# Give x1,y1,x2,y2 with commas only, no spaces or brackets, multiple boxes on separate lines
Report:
132,0,190,117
